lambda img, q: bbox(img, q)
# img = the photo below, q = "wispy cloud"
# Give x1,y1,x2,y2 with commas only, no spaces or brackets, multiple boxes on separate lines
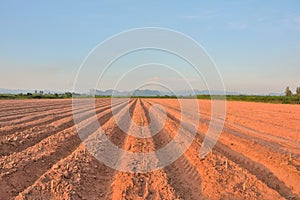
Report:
255,13,300,31
293,16,300,25
256,17,267,23
181,15,204,20
228,22,248,30
282,15,300,30
290,16,300,30
180,10,220,20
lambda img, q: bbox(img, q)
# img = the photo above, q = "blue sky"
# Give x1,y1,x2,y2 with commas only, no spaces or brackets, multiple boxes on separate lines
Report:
0,0,299,94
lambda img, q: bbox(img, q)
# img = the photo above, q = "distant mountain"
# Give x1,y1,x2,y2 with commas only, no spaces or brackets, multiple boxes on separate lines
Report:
0,88,62,94
90,89,240,96
90,89,162,96
0,88,35,94
90,89,130,96
1,88,283,96
132,89,161,96
173,90,240,96
268,92,285,96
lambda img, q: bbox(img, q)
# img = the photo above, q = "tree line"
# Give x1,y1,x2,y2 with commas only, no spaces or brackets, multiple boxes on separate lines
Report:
0,92,74,99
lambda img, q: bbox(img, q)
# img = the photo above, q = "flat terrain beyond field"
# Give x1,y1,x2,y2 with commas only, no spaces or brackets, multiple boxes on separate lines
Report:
0,98,299,199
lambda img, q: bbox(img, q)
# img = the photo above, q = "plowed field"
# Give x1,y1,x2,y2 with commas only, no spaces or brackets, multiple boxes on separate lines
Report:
0,98,299,200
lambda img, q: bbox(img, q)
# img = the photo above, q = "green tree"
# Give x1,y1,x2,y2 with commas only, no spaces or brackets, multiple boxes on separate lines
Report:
64,92,72,98
296,87,300,96
285,86,292,96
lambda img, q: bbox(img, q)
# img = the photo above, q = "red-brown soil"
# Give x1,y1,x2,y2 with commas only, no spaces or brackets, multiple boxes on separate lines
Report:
0,98,299,200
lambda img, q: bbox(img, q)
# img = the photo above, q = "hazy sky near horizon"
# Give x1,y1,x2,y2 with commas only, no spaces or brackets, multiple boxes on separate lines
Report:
0,0,300,94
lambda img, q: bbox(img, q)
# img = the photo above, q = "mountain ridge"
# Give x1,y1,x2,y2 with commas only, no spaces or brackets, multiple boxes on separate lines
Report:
0,88,284,96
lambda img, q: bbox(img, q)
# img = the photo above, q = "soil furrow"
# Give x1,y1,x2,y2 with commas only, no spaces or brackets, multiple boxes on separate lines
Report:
141,99,203,200
0,99,129,198
151,99,300,158
196,100,300,141
143,100,283,199
0,99,101,124
0,99,116,136
82,99,138,199
14,100,137,200
0,100,75,116
0,100,126,156
145,99,298,199
108,99,179,200
0,98,298,199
